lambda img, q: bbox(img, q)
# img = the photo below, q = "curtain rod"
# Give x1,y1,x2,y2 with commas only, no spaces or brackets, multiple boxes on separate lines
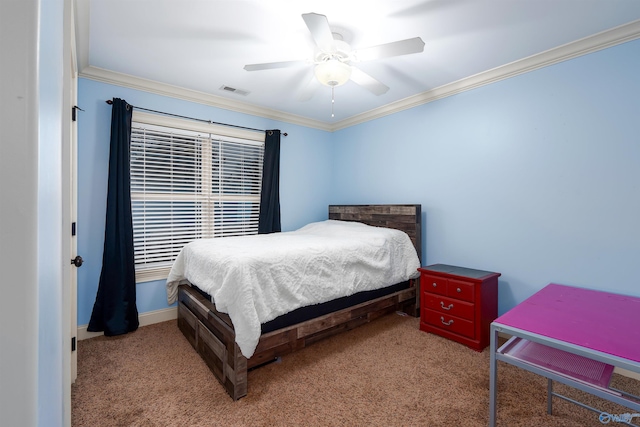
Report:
105,100,287,136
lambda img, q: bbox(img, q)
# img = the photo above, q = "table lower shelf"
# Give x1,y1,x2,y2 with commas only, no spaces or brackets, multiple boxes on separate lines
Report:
498,337,616,392
497,336,640,426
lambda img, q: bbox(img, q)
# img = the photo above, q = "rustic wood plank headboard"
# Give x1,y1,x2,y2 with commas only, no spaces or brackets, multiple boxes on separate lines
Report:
328,204,422,264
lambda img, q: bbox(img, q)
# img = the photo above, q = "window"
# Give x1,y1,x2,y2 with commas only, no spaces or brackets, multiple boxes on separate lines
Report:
130,111,265,282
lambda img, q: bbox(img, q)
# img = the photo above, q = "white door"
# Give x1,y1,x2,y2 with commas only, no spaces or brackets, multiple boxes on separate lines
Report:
62,1,79,425
69,61,79,384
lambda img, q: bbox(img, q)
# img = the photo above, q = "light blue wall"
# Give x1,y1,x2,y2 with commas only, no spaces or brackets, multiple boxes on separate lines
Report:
77,80,333,325
78,38,640,324
38,0,65,425
331,39,640,314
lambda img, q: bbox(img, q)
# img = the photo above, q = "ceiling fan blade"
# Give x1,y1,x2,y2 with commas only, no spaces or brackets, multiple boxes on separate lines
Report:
354,37,425,62
297,75,319,102
302,13,336,52
349,66,389,96
244,60,307,71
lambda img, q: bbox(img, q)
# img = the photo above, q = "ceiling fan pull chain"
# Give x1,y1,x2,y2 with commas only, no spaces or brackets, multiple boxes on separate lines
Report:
331,86,335,118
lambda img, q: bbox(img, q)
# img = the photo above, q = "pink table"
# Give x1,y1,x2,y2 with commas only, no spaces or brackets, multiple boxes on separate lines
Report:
489,283,640,426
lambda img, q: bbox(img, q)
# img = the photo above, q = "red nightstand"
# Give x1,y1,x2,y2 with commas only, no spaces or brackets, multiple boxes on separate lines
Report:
418,264,500,351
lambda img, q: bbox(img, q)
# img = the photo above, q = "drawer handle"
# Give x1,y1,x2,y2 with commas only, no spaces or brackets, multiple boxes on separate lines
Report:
440,316,454,326
432,282,437,288
456,287,461,293
440,301,453,310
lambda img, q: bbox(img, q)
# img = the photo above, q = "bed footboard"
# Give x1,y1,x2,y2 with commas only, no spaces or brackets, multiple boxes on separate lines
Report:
177,285,247,400
177,281,417,400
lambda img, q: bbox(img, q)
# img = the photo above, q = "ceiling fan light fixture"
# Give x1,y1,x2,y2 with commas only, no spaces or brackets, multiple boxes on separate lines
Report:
314,59,352,87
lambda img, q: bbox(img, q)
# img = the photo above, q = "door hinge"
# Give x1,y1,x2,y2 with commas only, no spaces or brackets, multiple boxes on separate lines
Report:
71,337,76,352
72,105,84,122
71,222,76,236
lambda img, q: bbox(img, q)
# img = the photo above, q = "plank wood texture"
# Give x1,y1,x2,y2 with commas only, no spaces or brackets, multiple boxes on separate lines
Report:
177,204,422,400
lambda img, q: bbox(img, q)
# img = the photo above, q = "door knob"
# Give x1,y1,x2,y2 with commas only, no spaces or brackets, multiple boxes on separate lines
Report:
71,256,83,267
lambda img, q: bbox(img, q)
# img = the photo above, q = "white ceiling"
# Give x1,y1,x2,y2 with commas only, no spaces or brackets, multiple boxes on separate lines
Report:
77,0,640,128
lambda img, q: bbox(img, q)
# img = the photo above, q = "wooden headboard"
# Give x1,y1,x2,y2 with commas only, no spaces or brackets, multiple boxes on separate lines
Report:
328,204,422,264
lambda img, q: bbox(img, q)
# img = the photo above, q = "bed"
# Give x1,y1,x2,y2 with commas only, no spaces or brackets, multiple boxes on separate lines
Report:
167,204,422,400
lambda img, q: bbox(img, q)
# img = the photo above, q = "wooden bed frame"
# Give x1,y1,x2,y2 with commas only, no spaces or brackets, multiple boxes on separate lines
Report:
177,204,422,400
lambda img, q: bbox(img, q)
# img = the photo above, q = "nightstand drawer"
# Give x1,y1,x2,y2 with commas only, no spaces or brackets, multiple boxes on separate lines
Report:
418,264,500,351
423,293,475,321
421,274,447,296
447,279,475,302
424,309,475,339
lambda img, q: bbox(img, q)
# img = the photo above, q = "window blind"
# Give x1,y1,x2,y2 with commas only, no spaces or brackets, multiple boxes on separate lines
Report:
130,120,264,282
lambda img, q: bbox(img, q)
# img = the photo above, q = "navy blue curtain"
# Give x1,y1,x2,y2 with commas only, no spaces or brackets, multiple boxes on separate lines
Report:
258,130,281,234
87,98,139,336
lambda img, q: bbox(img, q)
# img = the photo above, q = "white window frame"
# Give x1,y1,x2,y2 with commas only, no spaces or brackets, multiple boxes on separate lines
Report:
130,111,265,283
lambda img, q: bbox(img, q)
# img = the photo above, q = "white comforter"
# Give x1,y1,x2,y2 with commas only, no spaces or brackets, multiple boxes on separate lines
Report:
166,220,420,358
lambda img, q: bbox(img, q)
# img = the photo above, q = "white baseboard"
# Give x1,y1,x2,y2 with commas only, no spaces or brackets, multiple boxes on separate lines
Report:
614,367,640,381
77,306,178,341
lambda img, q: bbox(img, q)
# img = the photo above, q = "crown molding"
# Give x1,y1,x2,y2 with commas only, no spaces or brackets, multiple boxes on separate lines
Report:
79,19,640,133
332,19,640,131
78,66,333,132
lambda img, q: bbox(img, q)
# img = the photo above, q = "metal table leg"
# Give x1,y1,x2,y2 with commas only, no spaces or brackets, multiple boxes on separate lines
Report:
489,325,499,427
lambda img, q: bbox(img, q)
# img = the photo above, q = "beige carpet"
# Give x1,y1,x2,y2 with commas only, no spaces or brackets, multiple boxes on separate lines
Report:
72,314,639,427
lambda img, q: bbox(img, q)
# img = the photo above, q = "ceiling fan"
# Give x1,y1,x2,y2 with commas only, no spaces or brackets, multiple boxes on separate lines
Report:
243,13,425,102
